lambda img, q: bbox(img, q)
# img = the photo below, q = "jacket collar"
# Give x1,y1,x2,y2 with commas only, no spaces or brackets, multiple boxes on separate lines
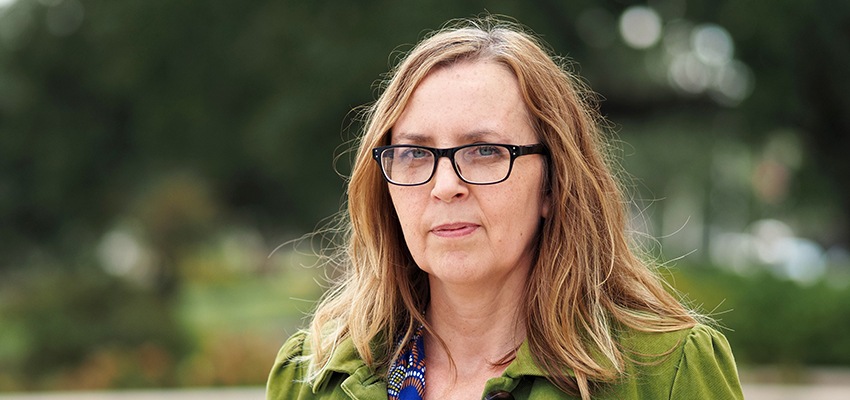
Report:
311,335,555,392
503,340,551,379
311,336,372,393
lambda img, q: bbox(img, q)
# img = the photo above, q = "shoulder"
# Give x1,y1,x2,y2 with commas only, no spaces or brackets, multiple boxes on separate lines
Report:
611,324,744,399
666,325,744,399
266,329,387,400
619,323,720,357
277,330,311,362
266,331,313,400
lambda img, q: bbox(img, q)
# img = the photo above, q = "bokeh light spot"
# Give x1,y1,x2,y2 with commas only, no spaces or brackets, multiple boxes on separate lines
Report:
619,6,663,49
669,52,710,93
692,24,734,66
713,60,754,105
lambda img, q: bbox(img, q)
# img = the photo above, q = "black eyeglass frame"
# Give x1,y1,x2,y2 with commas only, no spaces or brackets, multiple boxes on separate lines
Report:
371,143,549,186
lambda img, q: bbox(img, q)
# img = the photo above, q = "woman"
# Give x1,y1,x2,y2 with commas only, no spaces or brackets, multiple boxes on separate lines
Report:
267,17,744,400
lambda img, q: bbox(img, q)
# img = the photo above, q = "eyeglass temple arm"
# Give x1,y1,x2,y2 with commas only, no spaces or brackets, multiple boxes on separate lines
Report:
516,143,549,156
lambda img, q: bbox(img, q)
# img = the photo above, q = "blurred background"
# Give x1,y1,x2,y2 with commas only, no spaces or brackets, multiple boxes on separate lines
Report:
0,0,848,394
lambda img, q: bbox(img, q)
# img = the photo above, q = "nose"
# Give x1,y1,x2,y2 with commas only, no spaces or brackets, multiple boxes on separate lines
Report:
430,157,468,202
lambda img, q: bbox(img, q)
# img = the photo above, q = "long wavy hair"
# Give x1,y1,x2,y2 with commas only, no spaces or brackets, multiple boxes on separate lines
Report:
305,17,697,399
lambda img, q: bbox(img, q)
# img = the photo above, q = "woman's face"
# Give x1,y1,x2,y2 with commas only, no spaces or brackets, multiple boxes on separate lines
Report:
388,60,550,288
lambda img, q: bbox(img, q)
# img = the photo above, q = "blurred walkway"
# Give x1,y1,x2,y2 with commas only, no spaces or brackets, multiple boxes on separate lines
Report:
2,384,850,399
743,384,850,399
0,388,265,400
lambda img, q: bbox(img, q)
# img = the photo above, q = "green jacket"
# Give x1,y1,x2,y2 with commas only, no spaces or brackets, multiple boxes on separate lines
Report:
266,324,743,399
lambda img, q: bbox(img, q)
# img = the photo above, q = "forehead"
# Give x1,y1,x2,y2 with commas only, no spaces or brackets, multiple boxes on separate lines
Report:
390,60,535,146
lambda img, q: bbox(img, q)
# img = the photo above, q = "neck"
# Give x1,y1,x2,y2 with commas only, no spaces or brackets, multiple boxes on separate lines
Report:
424,272,528,368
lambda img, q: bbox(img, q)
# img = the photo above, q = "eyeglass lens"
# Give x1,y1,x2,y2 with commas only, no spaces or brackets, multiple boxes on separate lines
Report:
379,144,512,185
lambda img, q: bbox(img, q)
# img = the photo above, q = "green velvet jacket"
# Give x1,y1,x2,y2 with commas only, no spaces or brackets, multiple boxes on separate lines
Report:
266,324,743,399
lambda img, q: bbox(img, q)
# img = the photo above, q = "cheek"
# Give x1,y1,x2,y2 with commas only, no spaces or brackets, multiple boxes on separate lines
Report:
388,189,422,241
483,189,539,233
388,188,407,220
498,174,547,231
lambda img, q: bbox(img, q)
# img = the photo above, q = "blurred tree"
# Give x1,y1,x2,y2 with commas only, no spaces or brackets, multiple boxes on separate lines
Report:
530,0,850,246
2,0,845,272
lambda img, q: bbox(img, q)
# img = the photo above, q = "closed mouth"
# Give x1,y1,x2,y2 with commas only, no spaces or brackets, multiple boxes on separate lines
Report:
431,223,479,238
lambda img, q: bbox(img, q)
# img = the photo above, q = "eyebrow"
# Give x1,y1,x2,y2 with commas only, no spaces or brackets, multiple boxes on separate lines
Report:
391,132,430,144
392,130,506,145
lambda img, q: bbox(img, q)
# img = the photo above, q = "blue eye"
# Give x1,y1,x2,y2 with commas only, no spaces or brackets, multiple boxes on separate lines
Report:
472,145,505,158
410,149,429,159
477,146,497,156
400,148,429,159
397,147,433,165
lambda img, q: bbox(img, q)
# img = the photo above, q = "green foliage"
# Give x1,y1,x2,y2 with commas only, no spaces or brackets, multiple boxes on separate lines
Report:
0,249,324,391
0,269,191,390
672,265,850,366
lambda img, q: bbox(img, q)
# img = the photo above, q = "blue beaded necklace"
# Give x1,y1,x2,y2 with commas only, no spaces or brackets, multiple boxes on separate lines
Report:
387,324,426,400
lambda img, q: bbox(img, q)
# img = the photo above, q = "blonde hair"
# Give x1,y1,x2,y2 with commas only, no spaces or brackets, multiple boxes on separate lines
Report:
306,17,697,399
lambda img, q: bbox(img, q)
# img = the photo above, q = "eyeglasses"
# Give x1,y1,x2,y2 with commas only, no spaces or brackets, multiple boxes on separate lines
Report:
372,143,548,186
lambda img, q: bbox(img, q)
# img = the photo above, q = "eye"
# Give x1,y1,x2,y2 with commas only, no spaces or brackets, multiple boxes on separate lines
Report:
401,147,430,159
410,148,430,159
397,147,433,166
477,146,497,156
472,145,505,158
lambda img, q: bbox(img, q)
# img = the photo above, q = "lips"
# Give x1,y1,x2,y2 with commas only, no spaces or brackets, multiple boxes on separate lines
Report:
430,222,479,238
